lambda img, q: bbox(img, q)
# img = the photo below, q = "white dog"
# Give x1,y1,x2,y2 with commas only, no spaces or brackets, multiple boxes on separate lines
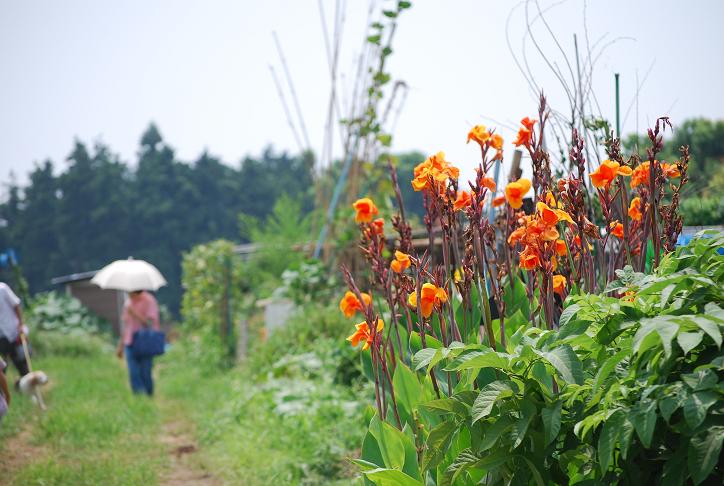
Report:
18,371,48,410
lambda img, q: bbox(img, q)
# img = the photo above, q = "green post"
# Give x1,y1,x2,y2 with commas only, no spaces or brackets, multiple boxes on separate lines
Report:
615,73,621,138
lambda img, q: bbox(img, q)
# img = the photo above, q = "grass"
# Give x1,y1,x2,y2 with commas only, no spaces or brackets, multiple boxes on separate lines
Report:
0,302,370,485
0,334,164,485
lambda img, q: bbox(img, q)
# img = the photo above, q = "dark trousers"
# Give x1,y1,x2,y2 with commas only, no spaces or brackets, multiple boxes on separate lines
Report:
125,346,153,395
0,336,29,377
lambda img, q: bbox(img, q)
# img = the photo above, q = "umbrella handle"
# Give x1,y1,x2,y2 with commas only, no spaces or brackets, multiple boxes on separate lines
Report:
20,333,33,373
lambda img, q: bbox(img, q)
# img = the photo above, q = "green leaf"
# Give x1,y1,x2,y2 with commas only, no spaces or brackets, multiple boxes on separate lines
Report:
369,415,406,470
393,363,422,419
478,416,515,452
682,369,717,391
363,468,424,486
446,350,509,371
592,348,628,396
659,394,682,423
541,401,562,446
677,331,704,355
630,400,657,448
420,398,467,417
469,449,509,473
537,345,583,384
366,34,381,45
472,381,517,423
688,427,724,485
382,9,398,18
633,317,679,358
689,315,722,348
619,418,635,460
598,409,625,473
412,348,436,371
511,401,536,448
422,420,458,472
662,441,688,486
558,303,581,329
504,274,530,318
683,391,718,429
377,133,392,147
443,449,479,486
521,457,545,486
398,1,412,8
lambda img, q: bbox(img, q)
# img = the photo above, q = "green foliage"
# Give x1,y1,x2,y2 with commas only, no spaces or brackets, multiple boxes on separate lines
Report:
281,259,339,305
358,232,724,485
181,239,244,366
680,195,724,226
239,194,314,297
27,291,109,335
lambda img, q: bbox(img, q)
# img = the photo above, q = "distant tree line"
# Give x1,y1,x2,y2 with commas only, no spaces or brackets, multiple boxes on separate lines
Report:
0,124,315,315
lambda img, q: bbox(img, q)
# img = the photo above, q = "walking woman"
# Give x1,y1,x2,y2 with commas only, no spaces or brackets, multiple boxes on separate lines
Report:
116,290,160,396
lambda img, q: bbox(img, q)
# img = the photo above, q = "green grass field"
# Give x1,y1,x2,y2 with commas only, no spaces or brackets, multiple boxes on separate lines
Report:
0,329,365,485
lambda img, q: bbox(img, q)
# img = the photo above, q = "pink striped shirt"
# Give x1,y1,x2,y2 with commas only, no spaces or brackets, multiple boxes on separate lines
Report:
121,292,160,346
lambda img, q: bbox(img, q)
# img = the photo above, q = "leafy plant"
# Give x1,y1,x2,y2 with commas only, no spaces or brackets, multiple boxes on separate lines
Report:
28,291,109,335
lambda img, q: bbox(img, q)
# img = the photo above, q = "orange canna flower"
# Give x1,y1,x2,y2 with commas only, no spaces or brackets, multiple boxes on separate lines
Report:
412,152,460,193
478,175,497,192
505,178,532,209
521,117,537,131
353,198,379,223
390,251,411,273
552,275,567,296
490,133,504,151
347,318,384,351
519,247,540,270
513,127,532,147
339,291,372,318
370,218,385,236
467,125,491,146
610,221,624,239
589,159,632,188
555,239,568,256
536,201,560,226
408,283,448,318
492,195,506,207
628,197,643,221
661,162,681,178
453,190,473,211
630,161,650,188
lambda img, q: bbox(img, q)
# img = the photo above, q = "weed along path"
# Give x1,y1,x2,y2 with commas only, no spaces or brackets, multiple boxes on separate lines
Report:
0,347,221,486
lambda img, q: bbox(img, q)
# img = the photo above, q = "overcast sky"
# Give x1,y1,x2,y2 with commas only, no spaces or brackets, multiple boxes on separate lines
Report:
1,0,722,190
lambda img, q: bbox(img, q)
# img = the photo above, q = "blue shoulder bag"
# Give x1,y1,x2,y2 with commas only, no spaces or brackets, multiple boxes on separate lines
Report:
131,325,166,359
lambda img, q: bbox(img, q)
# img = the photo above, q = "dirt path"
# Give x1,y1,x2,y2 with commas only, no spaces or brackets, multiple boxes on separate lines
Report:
158,403,222,486
0,425,48,484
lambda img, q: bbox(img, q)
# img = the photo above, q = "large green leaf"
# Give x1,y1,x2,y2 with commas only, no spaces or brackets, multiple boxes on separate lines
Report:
420,398,468,417
591,348,629,396
598,409,625,473
676,331,704,355
511,400,536,448
412,348,436,371
661,440,688,486
369,415,406,470
471,381,517,423
629,400,657,448
445,350,509,372
478,415,515,452
683,391,718,429
632,317,679,358
421,419,458,472
393,363,422,420
688,427,724,485
363,468,424,486
536,345,583,385
541,401,562,446
503,274,530,318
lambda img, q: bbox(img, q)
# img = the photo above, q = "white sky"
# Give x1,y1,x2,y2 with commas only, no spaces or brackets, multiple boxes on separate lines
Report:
1,0,722,189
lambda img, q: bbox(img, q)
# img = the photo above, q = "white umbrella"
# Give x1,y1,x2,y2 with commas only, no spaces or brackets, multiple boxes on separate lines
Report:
91,257,167,292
